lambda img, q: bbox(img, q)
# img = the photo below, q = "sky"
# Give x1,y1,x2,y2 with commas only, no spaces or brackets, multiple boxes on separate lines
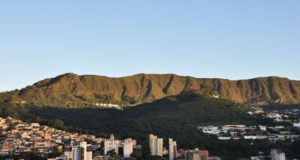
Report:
0,0,299,92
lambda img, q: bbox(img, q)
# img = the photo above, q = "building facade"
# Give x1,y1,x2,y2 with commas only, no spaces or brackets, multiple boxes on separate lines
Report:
186,149,209,160
169,138,177,160
104,134,119,155
271,149,286,160
149,134,163,157
70,141,92,160
123,138,133,158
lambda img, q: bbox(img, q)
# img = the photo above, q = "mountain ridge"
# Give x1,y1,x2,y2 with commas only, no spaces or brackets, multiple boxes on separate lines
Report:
1,73,300,107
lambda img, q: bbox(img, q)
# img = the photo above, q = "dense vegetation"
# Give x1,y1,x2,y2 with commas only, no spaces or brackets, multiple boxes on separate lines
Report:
3,94,251,136
1,94,300,159
1,73,300,107
264,104,300,111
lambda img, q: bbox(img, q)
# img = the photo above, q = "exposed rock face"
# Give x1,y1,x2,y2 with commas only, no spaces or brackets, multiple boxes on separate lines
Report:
1,73,300,107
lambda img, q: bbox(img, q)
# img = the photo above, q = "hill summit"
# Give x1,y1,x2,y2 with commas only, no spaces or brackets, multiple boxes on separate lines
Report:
1,73,300,107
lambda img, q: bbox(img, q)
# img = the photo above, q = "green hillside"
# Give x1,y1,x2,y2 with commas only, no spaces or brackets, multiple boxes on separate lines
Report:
1,73,300,107
21,94,250,135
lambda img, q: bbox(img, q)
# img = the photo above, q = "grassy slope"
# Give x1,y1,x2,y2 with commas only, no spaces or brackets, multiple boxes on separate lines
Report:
1,73,300,107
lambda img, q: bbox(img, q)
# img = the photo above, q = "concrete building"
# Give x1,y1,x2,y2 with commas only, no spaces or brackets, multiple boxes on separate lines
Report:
169,138,177,160
72,145,81,160
149,134,163,157
271,149,286,160
123,138,133,158
80,141,87,160
149,134,158,156
86,151,92,160
63,150,73,160
70,141,92,160
186,149,209,160
157,138,163,156
104,134,119,155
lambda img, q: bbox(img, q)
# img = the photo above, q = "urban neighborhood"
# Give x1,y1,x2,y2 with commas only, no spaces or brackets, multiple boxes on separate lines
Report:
1,113,294,160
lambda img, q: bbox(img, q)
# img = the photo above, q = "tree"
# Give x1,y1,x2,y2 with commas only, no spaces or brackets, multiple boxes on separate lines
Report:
51,119,64,129
107,149,117,157
131,148,143,159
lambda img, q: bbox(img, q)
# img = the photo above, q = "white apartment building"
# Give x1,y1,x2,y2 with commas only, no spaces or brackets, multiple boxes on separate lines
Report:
86,151,92,160
169,138,177,160
123,138,133,158
149,134,163,157
104,134,119,155
80,141,87,160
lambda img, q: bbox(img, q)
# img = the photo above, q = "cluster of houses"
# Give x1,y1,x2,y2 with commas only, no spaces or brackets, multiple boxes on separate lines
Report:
198,108,300,142
0,117,140,160
0,117,61,157
251,108,300,124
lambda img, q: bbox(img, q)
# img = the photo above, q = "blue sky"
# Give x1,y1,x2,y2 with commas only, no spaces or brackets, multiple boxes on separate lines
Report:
0,0,299,91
